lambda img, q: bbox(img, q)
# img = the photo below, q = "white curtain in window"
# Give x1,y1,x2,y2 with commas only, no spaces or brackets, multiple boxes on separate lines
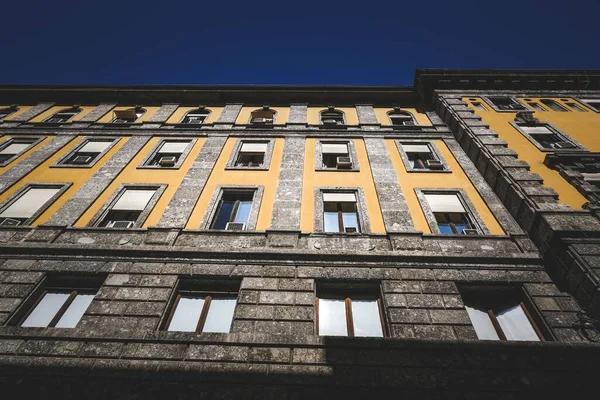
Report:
318,298,347,336
424,194,465,213
78,140,113,153
323,192,356,203
168,297,204,332
496,304,540,341
111,189,156,211
159,141,190,154
0,187,60,218
240,142,267,153
322,143,348,154
351,300,383,337
203,297,236,333
0,142,31,155
465,305,500,340
401,144,430,153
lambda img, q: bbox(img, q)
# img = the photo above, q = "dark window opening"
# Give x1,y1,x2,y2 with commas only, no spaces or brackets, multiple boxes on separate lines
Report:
211,191,254,230
61,140,114,166
565,102,586,112
540,99,568,112
0,106,18,119
582,100,600,112
435,212,474,234
0,138,38,164
488,97,525,111
99,210,142,228
44,107,81,123
250,109,276,125
320,110,345,125
182,109,209,124
388,111,416,126
234,142,268,167
323,193,360,233
527,102,546,111
321,142,350,169
146,141,191,167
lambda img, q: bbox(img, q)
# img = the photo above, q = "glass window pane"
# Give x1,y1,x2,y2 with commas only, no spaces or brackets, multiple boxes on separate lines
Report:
454,224,471,234
22,292,70,328
318,298,347,336
437,224,454,235
496,304,540,341
55,293,95,328
351,300,383,337
465,305,500,340
203,297,237,333
342,212,359,230
212,201,235,229
233,201,252,224
324,212,340,233
168,296,205,332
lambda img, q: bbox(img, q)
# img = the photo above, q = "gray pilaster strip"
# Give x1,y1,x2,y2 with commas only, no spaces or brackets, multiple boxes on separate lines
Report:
270,137,305,230
157,136,227,228
47,137,150,226
288,104,307,125
11,103,55,122
215,104,243,124
148,104,179,123
0,136,75,194
365,138,415,232
356,105,379,125
78,103,116,122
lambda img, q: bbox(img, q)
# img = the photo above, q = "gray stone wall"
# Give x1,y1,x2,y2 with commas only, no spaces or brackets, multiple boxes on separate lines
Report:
215,104,243,125
78,104,116,122
356,104,379,125
10,103,55,122
287,103,307,125
270,137,305,230
147,104,179,123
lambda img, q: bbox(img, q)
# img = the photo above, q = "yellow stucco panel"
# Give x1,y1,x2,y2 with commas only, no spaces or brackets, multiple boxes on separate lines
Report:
96,106,160,123
185,137,284,230
301,138,386,233
235,107,290,125
29,106,96,123
374,108,432,126
385,139,505,235
0,105,33,121
463,97,590,209
75,137,206,227
307,107,359,125
166,106,224,124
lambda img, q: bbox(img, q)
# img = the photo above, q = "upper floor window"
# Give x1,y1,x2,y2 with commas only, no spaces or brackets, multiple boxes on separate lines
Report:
0,137,40,165
44,107,82,123
181,108,210,124
388,110,416,126
235,141,267,167
323,192,360,234
320,108,345,126
424,193,477,235
112,107,145,124
211,190,255,231
580,99,600,112
400,143,443,170
60,139,115,166
0,105,19,120
98,187,158,228
21,287,97,329
518,124,577,150
321,141,352,169
562,101,586,112
145,140,192,167
0,185,62,226
487,97,525,111
460,287,544,341
539,99,567,112
250,107,276,125
525,101,546,111
583,173,600,189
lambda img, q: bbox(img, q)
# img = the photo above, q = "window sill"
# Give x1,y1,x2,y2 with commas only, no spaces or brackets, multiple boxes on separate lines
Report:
136,165,182,170
405,168,452,173
315,167,360,172
225,166,270,171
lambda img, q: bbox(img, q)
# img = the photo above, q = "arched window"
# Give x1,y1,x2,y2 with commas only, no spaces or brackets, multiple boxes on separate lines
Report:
45,107,82,123
0,105,19,120
112,106,146,124
388,109,416,126
250,107,276,125
320,107,345,126
540,99,568,112
181,108,210,124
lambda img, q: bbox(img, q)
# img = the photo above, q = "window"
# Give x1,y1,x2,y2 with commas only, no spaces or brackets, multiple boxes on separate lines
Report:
487,97,525,111
0,105,18,120
112,107,145,123
424,193,476,235
323,192,360,233
320,108,345,126
583,173,600,189
21,289,96,328
539,99,567,112
145,140,191,167
60,139,115,166
564,102,586,112
44,107,82,123
518,124,577,150
317,288,384,337
401,143,442,170
460,287,543,341
211,190,255,230
580,99,600,112
321,142,351,169
526,102,546,111
181,108,209,124
388,110,416,126
0,137,39,165
98,188,157,228
471,102,487,111
0,186,62,226
165,281,238,333
250,108,276,125
235,141,267,167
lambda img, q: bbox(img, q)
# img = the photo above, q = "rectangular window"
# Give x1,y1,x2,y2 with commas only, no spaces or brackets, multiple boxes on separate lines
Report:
487,96,525,111
323,192,360,233
583,173,600,189
60,139,114,166
527,102,546,111
519,124,577,150
235,142,267,167
0,137,39,165
460,287,544,341
211,190,255,230
98,188,157,228
317,290,384,337
424,193,476,235
564,102,586,112
321,142,351,169
580,99,600,112
401,143,442,170
0,186,61,226
146,140,191,167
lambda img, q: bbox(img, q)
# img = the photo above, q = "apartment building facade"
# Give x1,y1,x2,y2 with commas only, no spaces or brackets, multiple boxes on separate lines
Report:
0,77,599,398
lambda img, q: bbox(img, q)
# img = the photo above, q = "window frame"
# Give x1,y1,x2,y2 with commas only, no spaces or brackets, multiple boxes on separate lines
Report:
315,140,360,172
43,107,82,124
0,136,44,167
225,139,275,171
138,138,196,170
395,140,450,173
387,110,417,126
314,188,370,234
248,108,277,126
52,137,120,169
319,108,346,127
201,185,264,231
0,183,71,226
539,99,568,112
511,121,585,152
481,96,530,112
576,98,600,113
179,108,211,125
0,105,20,120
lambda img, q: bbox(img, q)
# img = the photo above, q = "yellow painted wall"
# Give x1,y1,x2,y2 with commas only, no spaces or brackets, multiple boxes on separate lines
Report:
301,138,386,233
166,106,224,124
374,108,432,126
75,137,206,227
185,137,284,230
0,106,33,121
0,136,128,225
235,107,290,125
385,139,505,235
307,107,359,125
463,97,591,209
30,106,96,123
97,106,160,123
0,135,52,172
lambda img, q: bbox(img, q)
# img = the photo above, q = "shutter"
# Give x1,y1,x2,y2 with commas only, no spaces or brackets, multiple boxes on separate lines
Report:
78,140,112,153
521,125,552,134
425,194,465,213
321,143,348,154
159,141,190,153
323,192,356,203
240,142,268,153
0,187,60,218
0,142,30,155
402,144,431,153
112,189,156,211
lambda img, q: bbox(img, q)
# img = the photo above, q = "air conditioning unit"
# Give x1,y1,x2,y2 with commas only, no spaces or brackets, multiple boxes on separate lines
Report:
554,142,576,149
344,227,358,233
425,159,444,170
336,156,352,169
159,156,177,166
462,229,479,235
106,220,134,228
0,218,22,226
225,222,246,231
72,155,92,165
252,118,273,124
322,119,339,125
186,117,204,124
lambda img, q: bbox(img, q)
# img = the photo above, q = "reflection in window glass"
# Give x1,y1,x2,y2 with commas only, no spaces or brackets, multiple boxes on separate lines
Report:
465,305,500,340
168,297,205,332
351,300,383,337
55,294,94,328
203,297,237,333
21,293,70,328
496,304,540,341
318,298,347,336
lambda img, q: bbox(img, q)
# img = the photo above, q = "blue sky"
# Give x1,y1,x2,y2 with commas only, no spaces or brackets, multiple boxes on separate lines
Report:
1,0,598,85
